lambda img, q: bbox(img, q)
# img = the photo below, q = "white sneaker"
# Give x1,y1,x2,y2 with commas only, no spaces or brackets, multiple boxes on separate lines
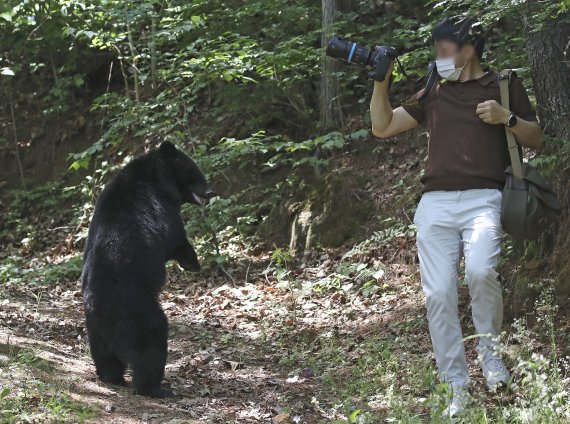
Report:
441,382,470,419
480,349,510,390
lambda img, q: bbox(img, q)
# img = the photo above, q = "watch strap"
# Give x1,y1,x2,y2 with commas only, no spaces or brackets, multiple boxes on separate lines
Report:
506,113,517,127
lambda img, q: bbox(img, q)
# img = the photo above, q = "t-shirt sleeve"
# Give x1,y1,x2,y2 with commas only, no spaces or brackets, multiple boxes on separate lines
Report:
509,75,538,122
401,88,426,124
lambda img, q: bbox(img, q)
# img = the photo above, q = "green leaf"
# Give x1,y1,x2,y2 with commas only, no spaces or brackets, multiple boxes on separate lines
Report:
350,129,369,140
68,157,90,171
0,387,10,400
348,408,361,423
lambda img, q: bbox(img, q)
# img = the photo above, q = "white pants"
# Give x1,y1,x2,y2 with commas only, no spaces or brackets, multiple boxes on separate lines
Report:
413,188,504,387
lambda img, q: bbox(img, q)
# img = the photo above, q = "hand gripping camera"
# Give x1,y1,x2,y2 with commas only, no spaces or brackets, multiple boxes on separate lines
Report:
325,35,398,82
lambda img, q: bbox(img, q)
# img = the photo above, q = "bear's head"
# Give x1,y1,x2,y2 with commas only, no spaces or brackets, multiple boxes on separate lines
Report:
159,141,216,205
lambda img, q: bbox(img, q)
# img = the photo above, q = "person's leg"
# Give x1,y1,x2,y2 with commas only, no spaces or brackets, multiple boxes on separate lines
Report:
459,188,503,356
414,191,469,387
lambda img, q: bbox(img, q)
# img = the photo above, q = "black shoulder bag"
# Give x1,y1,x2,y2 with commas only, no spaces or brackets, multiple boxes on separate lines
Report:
498,69,562,239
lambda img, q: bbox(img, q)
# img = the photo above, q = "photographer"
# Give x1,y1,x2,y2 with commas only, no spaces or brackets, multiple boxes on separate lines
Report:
369,16,544,417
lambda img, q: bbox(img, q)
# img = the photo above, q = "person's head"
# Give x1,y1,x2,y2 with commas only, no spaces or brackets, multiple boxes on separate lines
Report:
432,15,485,68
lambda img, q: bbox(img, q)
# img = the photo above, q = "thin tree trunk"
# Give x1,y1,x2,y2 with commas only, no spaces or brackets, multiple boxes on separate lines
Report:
320,0,343,130
8,88,26,189
150,13,158,93
48,49,59,86
316,0,344,178
113,46,131,99
125,3,140,102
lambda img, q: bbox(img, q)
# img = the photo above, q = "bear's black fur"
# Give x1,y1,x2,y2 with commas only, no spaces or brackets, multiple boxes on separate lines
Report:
81,141,215,398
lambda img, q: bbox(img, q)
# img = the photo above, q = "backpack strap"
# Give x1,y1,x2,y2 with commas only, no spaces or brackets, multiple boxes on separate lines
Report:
416,60,439,102
498,69,524,180
401,61,439,106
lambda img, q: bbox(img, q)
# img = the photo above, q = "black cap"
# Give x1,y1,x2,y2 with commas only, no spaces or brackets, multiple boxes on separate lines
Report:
432,15,484,46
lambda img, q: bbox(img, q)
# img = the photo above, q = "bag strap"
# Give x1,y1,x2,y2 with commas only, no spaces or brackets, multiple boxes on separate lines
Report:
498,69,524,179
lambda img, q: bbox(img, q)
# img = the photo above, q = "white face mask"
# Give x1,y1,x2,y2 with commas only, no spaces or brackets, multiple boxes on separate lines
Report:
435,56,469,81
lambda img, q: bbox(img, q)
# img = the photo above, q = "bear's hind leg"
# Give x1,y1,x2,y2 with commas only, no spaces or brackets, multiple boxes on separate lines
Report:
130,308,174,398
97,353,127,386
87,322,126,386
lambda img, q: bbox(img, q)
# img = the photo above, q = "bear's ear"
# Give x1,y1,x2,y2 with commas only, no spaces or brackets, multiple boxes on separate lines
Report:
159,141,177,159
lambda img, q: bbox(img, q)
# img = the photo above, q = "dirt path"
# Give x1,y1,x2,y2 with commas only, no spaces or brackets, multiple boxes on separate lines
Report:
0,239,432,423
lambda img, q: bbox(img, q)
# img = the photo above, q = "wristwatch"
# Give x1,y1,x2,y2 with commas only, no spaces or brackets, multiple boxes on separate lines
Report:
505,113,518,128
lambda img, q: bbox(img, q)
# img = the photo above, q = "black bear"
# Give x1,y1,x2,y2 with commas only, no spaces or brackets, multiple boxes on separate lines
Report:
81,141,215,398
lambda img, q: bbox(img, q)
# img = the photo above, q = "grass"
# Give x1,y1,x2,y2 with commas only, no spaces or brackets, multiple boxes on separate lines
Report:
0,344,97,423
0,384,97,423
297,321,569,423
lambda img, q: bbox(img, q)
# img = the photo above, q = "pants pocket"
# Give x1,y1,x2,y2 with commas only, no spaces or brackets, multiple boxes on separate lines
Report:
413,196,425,226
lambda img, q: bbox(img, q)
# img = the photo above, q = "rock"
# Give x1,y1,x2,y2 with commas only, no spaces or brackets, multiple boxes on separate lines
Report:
273,412,292,424
302,368,315,378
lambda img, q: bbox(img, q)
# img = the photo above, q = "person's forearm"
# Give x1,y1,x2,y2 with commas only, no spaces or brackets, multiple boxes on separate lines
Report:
495,105,544,150
476,100,545,150
370,81,393,135
508,118,544,150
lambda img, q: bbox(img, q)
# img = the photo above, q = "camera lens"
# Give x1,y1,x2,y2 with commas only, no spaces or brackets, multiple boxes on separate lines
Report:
326,36,373,67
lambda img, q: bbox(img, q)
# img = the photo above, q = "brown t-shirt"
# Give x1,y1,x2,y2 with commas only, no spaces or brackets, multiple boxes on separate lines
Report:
402,69,538,193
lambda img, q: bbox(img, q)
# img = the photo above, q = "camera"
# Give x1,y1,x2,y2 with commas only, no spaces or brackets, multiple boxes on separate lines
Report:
325,36,398,82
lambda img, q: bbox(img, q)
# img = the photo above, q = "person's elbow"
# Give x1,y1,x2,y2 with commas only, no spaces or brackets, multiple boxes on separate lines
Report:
530,123,545,150
371,124,393,138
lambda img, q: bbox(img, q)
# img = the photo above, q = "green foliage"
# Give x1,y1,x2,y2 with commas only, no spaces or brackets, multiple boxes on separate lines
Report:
182,195,247,268
271,247,293,270
0,0,97,113
2,0,557,145
342,218,418,262
263,247,294,288
0,182,76,251
2,0,551,237
0,254,82,287
204,130,355,174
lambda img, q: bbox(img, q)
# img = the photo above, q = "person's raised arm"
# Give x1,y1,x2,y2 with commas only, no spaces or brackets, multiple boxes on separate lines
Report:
370,61,419,138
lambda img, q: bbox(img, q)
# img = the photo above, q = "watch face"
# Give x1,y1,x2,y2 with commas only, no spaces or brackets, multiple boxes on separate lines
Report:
508,114,517,127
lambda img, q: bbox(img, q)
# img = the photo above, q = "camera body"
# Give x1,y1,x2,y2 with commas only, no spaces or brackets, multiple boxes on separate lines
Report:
325,36,397,82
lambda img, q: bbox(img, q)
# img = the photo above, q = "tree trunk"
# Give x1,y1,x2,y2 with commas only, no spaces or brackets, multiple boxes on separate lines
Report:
125,3,140,103
523,11,570,303
150,13,158,93
320,0,343,130
524,12,570,140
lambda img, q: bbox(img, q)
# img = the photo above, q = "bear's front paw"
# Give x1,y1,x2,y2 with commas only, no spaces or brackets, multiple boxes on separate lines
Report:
177,258,201,272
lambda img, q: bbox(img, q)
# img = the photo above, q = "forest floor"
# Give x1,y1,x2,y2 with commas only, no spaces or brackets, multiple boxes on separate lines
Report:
1,132,569,423
1,227,570,423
